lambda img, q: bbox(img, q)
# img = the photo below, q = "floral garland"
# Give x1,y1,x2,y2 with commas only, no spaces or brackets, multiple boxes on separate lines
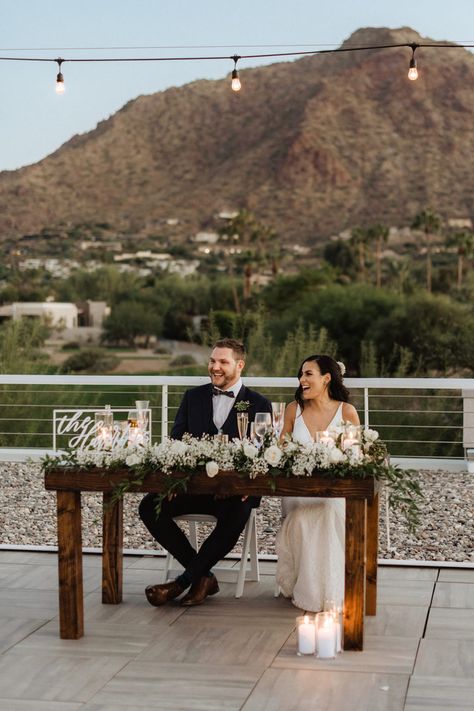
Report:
42,427,423,531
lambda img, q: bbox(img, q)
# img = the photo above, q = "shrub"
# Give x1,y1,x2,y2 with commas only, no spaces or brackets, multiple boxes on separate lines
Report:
59,348,119,374
169,354,197,367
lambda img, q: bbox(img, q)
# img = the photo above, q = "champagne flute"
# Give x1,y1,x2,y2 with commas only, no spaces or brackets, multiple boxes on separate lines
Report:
271,402,285,438
237,412,249,440
254,412,272,444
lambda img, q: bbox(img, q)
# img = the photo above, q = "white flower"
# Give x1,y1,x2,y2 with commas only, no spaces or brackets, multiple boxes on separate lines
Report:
170,439,187,456
264,445,283,466
243,443,259,459
363,429,379,443
206,460,219,478
125,452,141,467
337,361,346,376
329,447,346,464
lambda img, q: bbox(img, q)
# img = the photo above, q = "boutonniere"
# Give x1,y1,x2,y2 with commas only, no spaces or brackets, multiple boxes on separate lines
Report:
234,400,250,412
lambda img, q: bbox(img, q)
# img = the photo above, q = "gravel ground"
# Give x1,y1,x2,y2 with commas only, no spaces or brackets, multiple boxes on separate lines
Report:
0,463,472,563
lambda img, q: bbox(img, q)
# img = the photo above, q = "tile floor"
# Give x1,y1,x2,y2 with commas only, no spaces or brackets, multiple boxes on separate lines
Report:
0,551,472,710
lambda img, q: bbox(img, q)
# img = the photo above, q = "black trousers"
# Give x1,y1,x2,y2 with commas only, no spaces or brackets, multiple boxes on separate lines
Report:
138,493,254,583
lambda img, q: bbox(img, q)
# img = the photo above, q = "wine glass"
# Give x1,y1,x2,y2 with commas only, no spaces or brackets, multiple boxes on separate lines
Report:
237,412,249,440
271,402,285,438
254,412,272,444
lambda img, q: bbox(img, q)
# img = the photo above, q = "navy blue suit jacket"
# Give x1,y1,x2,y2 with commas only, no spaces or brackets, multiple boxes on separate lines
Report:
170,382,272,506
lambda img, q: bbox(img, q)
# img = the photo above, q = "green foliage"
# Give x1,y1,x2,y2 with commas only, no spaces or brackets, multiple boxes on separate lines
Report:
0,319,49,374
59,348,119,374
102,301,163,346
169,354,197,367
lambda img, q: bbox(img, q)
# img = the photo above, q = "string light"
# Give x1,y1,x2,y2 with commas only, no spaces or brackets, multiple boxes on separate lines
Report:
0,40,472,94
231,54,241,91
55,58,65,94
408,43,419,81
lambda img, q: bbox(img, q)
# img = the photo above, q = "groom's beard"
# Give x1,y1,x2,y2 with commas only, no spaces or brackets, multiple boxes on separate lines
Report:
209,367,239,390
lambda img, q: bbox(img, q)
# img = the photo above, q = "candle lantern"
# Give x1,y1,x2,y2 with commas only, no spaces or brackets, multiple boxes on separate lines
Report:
296,615,316,656
342,423,362,455
316,430,336,446
323,599,343,653
95,405,114,450
316,611,337,659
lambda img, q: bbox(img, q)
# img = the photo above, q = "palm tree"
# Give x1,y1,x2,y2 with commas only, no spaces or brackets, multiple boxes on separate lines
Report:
350,227,369,281
447,230,474,289
368,223,389,287
411,209,443,292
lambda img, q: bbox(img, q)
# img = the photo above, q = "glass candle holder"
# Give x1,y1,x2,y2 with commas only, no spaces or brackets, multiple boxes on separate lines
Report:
342,423,362,454
271,402,285,438
296,615,316,656
316,611,337,659
95,406,114,450
316,430,336,446
323,599,343,653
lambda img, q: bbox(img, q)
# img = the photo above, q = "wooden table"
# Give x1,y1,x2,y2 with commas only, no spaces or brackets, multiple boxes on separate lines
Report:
44,467,379,650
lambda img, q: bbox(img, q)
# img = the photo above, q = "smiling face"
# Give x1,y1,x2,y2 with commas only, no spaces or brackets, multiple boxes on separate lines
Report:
299,360,331,400
208,347,244,390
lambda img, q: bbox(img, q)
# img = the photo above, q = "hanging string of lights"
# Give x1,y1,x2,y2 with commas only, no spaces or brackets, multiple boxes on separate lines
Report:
0,40,472,94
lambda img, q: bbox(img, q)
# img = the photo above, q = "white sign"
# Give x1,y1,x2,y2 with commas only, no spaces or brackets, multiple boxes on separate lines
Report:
53,408,152,451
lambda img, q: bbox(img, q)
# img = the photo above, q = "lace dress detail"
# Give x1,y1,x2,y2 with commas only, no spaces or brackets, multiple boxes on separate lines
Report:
276,403,345,612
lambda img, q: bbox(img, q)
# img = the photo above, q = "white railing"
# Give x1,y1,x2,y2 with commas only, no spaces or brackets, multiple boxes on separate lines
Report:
0,374,473,468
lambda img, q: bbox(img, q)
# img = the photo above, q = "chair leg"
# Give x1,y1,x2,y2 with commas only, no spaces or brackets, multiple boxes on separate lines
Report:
248,510,260,582
235,513,253,598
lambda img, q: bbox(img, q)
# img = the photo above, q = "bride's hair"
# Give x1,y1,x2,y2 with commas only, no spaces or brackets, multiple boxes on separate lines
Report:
295,354,350,409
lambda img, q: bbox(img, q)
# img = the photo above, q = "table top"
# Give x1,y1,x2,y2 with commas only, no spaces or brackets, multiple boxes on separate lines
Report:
45,467,377,500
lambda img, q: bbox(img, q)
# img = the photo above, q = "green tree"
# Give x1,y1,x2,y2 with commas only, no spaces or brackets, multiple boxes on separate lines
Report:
0,319,49,374
102,302,162,347
368,223,389,288
412,209,443,293
350,227,370,281
447,230,474,289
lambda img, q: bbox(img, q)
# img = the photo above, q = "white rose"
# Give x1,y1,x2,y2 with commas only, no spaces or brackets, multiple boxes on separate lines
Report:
170,439,187,455
125,452,141,467
329,447,346,464
243,443,259,459
263,445,283,466
364,429,379,443
205,460,219,478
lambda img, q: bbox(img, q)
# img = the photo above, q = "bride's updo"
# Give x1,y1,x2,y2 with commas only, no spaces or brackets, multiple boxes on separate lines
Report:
295,354,350,409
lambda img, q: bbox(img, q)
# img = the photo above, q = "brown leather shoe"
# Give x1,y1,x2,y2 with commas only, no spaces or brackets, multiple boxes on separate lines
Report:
145,580,186,606
180,574,219,607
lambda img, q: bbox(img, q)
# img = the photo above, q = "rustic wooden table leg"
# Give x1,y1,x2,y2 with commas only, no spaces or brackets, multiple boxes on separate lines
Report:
344,498,366,650
366,492,379,616
57,490,84,639
102,492,123,604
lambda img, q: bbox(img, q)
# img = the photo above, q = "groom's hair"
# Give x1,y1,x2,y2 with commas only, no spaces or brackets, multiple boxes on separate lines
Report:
212,338,246,361
295,354,350,409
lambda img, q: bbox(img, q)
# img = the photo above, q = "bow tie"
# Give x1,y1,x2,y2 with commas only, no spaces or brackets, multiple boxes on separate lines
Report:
212,387,235,398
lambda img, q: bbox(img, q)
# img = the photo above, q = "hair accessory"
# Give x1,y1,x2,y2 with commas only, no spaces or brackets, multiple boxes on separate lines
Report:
336,361,346,376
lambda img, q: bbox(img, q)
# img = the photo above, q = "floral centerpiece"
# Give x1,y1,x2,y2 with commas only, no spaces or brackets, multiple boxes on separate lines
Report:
42,426,422,530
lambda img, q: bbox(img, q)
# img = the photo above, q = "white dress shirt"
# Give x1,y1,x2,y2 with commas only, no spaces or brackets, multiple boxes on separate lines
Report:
212,378,243,431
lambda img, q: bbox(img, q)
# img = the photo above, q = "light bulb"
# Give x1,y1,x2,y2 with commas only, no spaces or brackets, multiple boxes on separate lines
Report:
56,72,65,94
231,68,241,92
407,60,418,81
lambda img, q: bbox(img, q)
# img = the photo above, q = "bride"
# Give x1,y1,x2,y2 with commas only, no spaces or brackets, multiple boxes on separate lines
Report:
276,354,360,612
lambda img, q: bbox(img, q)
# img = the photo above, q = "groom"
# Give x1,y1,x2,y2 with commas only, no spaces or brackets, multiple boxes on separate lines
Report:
139,337,272,606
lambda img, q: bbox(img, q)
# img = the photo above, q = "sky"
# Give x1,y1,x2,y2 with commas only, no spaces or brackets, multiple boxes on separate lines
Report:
1,0,473,171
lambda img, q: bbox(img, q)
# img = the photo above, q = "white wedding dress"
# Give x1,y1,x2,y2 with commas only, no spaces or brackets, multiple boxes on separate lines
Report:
276,403,345,612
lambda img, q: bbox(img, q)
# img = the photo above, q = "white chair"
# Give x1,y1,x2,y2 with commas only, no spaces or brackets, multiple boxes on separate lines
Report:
162,509,260,597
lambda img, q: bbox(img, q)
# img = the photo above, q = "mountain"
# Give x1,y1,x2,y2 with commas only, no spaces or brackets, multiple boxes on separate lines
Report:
1,26,473,243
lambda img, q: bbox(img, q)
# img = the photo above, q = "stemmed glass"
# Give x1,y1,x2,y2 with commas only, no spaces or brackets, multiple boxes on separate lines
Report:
254,412,272,445
272,402,285,438
237,412,249,440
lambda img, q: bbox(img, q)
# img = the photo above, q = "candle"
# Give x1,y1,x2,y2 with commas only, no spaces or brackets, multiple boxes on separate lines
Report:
296,615,316,655
343,437,361,455
324,600,343,653
316,612,337,659
318,430,335,445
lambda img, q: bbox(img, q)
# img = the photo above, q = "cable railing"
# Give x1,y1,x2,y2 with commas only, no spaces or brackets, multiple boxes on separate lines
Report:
0,374,472,467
